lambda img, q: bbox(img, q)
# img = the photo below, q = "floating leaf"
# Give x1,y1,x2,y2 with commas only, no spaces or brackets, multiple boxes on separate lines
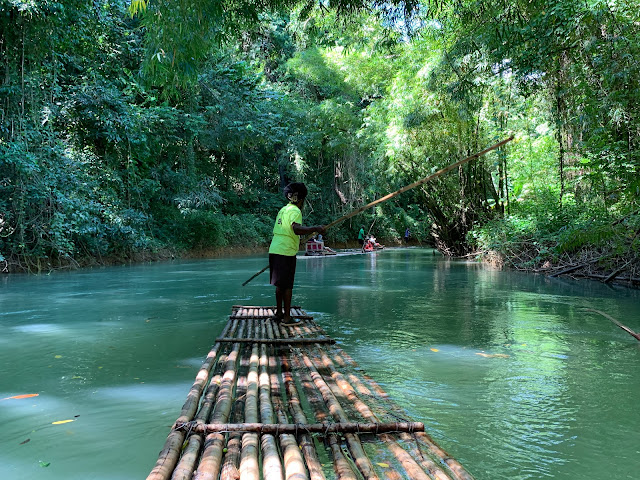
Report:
20,438,30,445
39,461,50,467
430,348,439,352
376,463,390,468
2,393,39,400
54,355,62,359
52,419,74,425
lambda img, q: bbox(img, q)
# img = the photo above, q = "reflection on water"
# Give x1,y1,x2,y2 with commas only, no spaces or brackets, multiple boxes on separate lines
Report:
1,249,639,479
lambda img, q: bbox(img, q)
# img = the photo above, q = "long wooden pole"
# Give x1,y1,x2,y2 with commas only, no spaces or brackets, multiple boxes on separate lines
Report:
242,136,514,286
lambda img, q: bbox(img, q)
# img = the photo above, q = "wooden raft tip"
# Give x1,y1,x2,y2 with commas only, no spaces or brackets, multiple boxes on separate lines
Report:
146,303,476,480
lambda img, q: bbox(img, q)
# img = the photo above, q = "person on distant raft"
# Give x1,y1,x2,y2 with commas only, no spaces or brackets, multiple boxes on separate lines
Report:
269,183,325,326
358,225,365,246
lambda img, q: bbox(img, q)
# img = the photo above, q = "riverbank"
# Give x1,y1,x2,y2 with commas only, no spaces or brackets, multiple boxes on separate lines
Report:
472,244,640,288
0,239,375,274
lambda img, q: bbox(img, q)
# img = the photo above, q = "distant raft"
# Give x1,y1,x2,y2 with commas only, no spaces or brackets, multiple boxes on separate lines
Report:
147,306,475,480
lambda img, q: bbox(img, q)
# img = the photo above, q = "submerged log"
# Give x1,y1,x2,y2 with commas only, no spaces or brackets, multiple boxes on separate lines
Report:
584,308,640,341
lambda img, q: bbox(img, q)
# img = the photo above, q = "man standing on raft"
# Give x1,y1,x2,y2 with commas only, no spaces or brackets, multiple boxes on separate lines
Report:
269,182,325,325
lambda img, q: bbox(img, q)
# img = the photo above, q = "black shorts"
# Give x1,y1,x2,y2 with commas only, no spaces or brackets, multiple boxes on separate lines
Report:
358,239,364,245
269,253,297,289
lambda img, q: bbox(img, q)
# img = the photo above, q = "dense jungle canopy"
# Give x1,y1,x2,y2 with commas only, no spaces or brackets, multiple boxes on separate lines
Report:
1,0,639,278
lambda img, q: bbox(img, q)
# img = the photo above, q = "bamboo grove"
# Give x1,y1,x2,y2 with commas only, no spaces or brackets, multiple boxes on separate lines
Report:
1,0,638,275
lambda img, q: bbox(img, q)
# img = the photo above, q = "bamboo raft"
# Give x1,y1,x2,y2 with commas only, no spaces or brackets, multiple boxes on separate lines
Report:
147,306,475,480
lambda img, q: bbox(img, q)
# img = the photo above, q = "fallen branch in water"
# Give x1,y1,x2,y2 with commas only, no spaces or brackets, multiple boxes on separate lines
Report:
584,308,640,342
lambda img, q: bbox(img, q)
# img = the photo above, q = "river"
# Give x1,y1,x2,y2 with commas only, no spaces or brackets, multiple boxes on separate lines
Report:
1,248,639,479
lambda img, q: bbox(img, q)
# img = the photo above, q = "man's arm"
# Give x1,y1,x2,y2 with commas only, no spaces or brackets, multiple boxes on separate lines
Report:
292,223,326,236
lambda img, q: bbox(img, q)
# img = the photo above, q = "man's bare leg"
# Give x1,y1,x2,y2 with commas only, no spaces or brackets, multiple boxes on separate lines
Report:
275,286,284,319
282,288,293,323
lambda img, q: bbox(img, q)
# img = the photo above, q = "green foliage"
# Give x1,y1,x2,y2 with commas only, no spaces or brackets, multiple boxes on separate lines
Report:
1,0,638,272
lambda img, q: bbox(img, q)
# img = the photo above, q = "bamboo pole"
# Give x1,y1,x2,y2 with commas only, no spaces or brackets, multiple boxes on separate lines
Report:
147,320,236,480
256,321,285,480
295,350,381,480
175,421,426,435
264,322,310,480
193,323,246,480
324,353,457,480
311,326,475,480
271,321,326,480
242,136,514,286
303,348,432,480
320,329,473,480
239,323,262,480
296,321,458,480
290,353,360,480
220,378,246,480
277,321,360,480
171,373,222,480
309,347,448,480
215,337,335,345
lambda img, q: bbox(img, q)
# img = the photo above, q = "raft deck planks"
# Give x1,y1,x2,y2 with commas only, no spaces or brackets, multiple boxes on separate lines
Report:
147,306,475,480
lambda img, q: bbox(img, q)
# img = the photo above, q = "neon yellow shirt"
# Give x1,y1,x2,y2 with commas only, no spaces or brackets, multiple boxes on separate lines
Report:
269,203,303,256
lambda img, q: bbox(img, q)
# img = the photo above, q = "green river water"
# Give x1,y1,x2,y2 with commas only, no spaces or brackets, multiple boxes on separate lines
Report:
1,248,639,479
